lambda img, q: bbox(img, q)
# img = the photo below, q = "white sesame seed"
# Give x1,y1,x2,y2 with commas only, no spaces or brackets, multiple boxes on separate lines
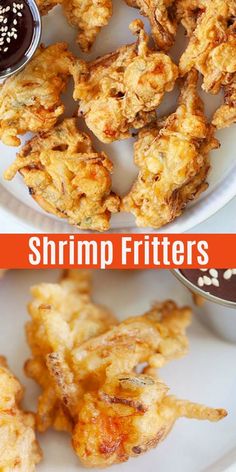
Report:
223,269,232,280
13,19,17,25
203,276,212,286
6,37,10,43
3,47,8,51
209,269,218,278
17,12,22,16
197,276,204,287
3,18,7,23
212,278,219,287
13,33,17,39
200,269,208,272
232,269,236,275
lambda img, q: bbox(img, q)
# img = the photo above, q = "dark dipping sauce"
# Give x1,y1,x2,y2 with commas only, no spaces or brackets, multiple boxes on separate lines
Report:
180,269,236,303
0,0,34,72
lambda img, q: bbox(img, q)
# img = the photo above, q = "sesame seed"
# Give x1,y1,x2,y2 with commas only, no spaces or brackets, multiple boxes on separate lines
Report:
211,278,219,287
203,276,212,286
232,269,236,275
209,269,218,278
223,269,232,280
200,269,208,272
197,276,204,287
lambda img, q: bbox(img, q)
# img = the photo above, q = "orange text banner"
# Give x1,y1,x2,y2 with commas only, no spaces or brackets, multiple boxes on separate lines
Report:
0,234,235,269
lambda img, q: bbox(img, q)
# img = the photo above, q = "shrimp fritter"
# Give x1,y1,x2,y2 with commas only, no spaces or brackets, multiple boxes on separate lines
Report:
0,43,74,147
45,300,191,421
122,70,219,228
71,20,178,143
24,270,117,432
212,74,236,129
36,0,62,14
124,0,178,51
180,0,236,128
4,119,120,232
0,356,42,471
71,373,227,467
63,0,112,52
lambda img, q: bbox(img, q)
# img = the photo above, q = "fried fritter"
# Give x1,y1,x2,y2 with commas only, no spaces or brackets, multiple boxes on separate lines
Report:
176,0,206,36
36,0,62,15
4,118,120,231
71,20,178,143
72,373,227,467
124,0,178,51
25,270,117,432
63,0,112,52
0,356,42,471
212,74,236,129
45,300,191,421
122,70,219,228
0,43,74,147
180,0,236,100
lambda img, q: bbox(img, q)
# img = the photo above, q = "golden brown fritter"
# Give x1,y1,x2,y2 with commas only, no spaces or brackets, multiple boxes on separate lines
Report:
0,43,74,147
45,300,191,421
36,0,62,15
0,356,42,471
63,0,113,52
125,0,178,51
24,270,117,432
212,74,236,129
176,0,206,36
72,373,227,467
4,118,120,232
180,0,236,96
71,20,178,143
122,70,219,228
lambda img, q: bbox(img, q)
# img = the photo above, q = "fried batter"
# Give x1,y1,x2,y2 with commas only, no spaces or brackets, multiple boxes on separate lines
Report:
4,119,120,231
176,0,206,36
180,0,236,111
45,300,191,421
63,0,112,52
36,0,62,14
25,270,117,432
71,20,178,143
0,43,74,147
212,74,236,128
125,0,177,51
72,373,227,467
0,356,42,471
122,70,219,228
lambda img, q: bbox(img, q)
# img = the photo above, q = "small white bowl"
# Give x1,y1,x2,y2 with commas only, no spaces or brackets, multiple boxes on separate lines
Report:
173,270,236,343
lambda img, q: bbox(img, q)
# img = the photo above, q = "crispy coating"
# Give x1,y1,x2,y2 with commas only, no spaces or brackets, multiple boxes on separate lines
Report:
176,0,206,36
125,0,178,51
180,0,236,94
71,20,178,143
46,300,191,421
36,0,62,14
72,373,227,467
25,270,117,432
0,356,42,471
212,74,236,128
122,70,219,228
4,118,120,232
63,0,112,52
0,43,74,147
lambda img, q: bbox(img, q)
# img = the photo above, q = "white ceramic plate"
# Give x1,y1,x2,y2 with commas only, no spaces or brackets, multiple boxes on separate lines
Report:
0,2,236,233
1,269,236,472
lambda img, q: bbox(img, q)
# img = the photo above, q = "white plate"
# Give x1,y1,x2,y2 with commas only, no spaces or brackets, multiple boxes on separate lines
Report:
1,269,236,472
0,2,236,233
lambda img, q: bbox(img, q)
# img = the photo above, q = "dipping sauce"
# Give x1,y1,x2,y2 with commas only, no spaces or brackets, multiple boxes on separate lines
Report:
0,0,34,72
180,269,236,303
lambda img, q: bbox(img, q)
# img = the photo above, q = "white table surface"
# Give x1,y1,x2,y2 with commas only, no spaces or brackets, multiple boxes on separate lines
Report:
1,196,236,234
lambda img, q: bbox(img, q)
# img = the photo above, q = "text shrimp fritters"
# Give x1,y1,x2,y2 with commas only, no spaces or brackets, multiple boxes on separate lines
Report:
24,270,117,432
179,0,236,129
71,20,178,143
4,118,120,232
0,43,74,147
0,356,42,472
71,373,227,467
122,70,219,228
